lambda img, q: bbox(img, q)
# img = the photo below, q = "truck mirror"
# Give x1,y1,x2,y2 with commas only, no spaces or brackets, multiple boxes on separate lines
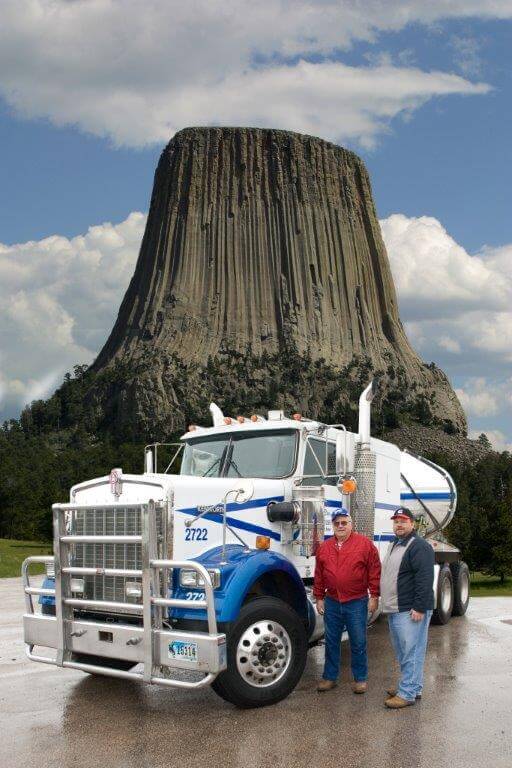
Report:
228,480,254,504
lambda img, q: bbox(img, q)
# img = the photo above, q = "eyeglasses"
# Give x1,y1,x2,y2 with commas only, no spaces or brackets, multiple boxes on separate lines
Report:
333,520,350,527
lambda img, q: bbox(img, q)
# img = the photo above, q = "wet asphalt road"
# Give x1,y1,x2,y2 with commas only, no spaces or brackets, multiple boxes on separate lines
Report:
1,577,511,768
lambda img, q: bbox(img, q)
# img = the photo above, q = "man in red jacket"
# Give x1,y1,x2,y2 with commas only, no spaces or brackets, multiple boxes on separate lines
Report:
314,509,381,692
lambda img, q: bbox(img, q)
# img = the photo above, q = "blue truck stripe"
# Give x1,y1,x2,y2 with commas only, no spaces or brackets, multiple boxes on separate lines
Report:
177,496,284,541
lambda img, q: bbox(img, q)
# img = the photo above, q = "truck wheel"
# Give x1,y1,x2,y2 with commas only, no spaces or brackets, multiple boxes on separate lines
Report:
212,596,308,708
71,653,137,672
432,564,454,625
451,561,470,616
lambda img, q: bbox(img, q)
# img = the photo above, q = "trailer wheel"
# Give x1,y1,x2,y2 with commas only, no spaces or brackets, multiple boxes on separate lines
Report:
71,653,137,672
432,564,454,625
451,561,470,616
212,596,308,708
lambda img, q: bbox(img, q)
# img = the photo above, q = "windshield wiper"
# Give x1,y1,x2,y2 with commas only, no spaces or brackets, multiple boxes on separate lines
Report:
225,456,243,477
202,445,229,477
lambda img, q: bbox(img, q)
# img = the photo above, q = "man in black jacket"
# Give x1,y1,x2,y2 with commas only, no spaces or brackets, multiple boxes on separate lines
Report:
380,507,434,708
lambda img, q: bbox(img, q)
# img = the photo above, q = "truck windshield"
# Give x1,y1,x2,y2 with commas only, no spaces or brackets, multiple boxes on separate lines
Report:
180,429,298,479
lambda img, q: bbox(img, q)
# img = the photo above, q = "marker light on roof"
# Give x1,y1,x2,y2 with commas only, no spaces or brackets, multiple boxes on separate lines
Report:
188,425,197,432
293,413,302,421
237,416,245,423
224,417,232,425
250,414,258,422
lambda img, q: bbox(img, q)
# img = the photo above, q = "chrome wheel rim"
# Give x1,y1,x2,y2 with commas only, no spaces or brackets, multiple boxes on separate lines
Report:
441,577,453,613
236,620,291,688
459,572,469,605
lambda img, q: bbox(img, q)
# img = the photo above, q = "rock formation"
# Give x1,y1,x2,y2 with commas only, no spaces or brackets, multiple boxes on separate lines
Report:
88,127,465,438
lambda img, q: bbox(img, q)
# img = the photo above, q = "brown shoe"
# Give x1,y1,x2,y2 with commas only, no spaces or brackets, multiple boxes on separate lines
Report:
386,688,422,700
352,681,367,694
317,679,337,692
384,695,415,709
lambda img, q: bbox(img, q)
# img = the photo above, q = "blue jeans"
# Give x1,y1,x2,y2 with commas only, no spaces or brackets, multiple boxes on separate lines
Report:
387,610,433,700
323,595,368,682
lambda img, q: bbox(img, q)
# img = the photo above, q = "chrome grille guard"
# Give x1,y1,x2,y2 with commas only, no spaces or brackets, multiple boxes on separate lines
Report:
22,500,226,689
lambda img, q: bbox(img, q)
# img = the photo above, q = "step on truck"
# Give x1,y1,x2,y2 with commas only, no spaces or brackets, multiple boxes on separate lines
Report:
22,382,470,708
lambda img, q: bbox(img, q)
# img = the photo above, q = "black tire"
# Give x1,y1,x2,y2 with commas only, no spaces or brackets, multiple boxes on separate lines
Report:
432,564,454,625
451,561,470,616
71,653,137,672
212,596,308,708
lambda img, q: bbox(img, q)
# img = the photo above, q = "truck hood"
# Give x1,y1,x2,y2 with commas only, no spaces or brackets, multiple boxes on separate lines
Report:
70,472,286,509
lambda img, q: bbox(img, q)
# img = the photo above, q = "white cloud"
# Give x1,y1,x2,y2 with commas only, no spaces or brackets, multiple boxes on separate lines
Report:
380,214,511,320
0,212,146,419
0,1,499,148
380,215,512,374
455,378,499,417
450,34,484,77
439,336,462,354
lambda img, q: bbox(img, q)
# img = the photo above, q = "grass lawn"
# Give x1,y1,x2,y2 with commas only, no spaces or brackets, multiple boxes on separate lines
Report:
0,538,53,578
470,572,512,597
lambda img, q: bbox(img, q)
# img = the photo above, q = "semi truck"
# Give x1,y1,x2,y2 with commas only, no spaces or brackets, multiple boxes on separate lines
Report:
22,382,469,708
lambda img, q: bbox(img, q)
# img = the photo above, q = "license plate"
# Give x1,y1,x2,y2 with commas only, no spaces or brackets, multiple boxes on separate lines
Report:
168,640,198,663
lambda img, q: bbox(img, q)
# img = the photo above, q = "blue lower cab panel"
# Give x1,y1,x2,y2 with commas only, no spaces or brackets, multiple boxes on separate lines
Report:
39,577,55,606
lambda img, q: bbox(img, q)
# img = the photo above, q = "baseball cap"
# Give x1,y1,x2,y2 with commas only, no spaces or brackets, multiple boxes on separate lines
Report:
390,507,415,521
331,508,350,522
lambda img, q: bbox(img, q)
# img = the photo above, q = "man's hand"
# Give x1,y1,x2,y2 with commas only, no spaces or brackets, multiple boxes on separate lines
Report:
369,597,379,615
410,609,424,621
316,598,325,615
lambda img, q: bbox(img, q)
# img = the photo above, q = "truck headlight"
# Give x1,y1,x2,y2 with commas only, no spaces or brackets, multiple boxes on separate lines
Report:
45,561,55,578
179,568,221,589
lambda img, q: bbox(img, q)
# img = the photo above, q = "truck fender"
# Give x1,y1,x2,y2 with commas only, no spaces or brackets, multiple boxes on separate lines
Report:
217,549,308,624
171,546,309,627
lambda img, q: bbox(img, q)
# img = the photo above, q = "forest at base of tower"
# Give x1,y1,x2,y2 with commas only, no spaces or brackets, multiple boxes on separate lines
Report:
1,360,511,583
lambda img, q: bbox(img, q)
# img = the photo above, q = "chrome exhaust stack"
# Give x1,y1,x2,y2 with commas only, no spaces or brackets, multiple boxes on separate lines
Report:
354,381,378,541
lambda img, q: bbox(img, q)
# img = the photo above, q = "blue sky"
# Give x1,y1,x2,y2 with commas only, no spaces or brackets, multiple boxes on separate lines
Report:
0,1,511,449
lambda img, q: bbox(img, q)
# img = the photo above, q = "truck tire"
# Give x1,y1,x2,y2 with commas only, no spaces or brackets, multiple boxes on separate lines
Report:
212,596,308,708
71,653,137,672
432,564,454,625
451,561,470,616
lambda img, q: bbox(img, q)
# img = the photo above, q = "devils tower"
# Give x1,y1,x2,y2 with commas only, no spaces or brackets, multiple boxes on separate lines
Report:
88,127,465,438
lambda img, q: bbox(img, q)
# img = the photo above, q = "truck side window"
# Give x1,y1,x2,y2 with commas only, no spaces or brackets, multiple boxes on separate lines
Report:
302,439,337,486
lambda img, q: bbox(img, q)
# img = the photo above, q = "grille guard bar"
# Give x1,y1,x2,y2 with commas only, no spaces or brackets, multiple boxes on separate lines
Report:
22,500,226,689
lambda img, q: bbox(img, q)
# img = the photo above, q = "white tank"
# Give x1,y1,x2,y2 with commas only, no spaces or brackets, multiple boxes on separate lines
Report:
399,450,457,535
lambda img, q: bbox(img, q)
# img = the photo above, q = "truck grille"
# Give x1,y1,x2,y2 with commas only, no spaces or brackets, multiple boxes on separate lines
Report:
70,504,164,612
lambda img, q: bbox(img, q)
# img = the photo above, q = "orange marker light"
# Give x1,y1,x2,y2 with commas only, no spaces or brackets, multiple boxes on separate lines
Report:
250,414,258,422
237,416,245,423
340,477,357,495
256,536,271,550
188,425,197,432
292,413,302,421
224,417,232,425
